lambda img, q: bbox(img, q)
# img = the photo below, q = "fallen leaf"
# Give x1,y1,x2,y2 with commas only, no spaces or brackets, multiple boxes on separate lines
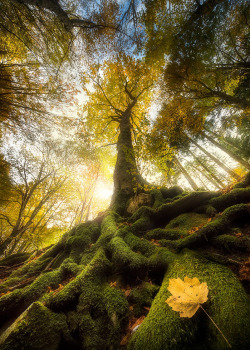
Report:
166,276,208,318
235,232,243,237
150,239,161,246
120,333,131,346
125,289,131,297
130,315,145,330
53,283,64,295
239,258,250,281
110,281,117,288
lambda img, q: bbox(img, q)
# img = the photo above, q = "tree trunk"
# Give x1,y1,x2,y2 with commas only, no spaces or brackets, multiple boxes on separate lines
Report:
203,132,250,170
189,137,241,181
192,164,221,190
190,150,225,188
174,156,199,190
203,126,245,153
193,169,209,189
113,112,144,196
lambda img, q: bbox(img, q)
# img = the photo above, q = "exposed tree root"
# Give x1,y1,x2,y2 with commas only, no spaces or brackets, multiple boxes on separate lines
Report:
0,185,249,349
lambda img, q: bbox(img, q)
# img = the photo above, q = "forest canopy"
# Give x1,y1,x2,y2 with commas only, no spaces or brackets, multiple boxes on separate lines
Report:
0,0,249,256
0,1,249,349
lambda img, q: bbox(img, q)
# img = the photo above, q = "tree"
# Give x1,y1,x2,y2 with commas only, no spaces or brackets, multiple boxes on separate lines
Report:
144,0,249,123
0,150,67,256
173,156,198,190
83,55,156,201
0,1,250,350
0,0,73,132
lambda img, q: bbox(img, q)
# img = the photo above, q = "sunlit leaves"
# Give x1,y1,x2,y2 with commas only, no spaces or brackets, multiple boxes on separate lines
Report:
166,276,208,318
83,54,156,145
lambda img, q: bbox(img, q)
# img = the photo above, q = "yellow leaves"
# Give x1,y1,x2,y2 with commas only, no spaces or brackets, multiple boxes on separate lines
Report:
109,281,117,288
224,77,241,96
166,276,208,318
166,277,232,347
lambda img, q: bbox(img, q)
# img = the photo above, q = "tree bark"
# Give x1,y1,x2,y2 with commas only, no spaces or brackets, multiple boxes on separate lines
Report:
203,126,245,153
203,132,250,170
173,156,199,190
113,111,143,195
189,137,241,181
192,164,221,190
190,150,225,188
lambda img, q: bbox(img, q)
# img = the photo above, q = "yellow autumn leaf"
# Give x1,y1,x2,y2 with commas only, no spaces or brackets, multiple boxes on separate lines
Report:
166,276,208,318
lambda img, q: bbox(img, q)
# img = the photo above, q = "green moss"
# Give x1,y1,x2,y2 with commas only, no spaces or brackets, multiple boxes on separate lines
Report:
172,204,250,252
80,251,95,266
67,235,91,263
129,206,154,223
103,284,129,320
109,236,148,272
160,186,183,199
130,215,153,234
192,204,217,217
147,247,173,274
129,282,160,317
165,212,209,233
0,302,68,350
209,188,250,211
127,204,154,234
233,171,250,188
35,240,64,263
94,212,118,248
211,234,250,252
79,311,106,350
145,228,186,241
60,258,81,275
110,189,131,215
7,256,52,281
128,250,250,350
76,283,129,349
0,266,64,322
74,222,100,241
124,232,155,257
48,248,111,311
24,269,63,298
66,310,82,333
221,203,249,223
0,277,22,294
63,223,101,263
205,205,217,217
0,253,31,267
154,191,218,225
77,280,104,313
150,189,164,208
51,251,69,269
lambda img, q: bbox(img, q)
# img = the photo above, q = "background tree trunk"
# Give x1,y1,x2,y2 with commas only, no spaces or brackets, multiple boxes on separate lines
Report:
174,156,199,190
190,137,241,180
203,132,250,170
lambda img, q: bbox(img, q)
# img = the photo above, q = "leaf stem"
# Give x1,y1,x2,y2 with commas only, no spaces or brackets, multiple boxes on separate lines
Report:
199,304,232,348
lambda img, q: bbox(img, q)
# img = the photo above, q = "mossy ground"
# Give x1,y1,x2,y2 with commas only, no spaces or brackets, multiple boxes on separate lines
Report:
0,184,249,350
